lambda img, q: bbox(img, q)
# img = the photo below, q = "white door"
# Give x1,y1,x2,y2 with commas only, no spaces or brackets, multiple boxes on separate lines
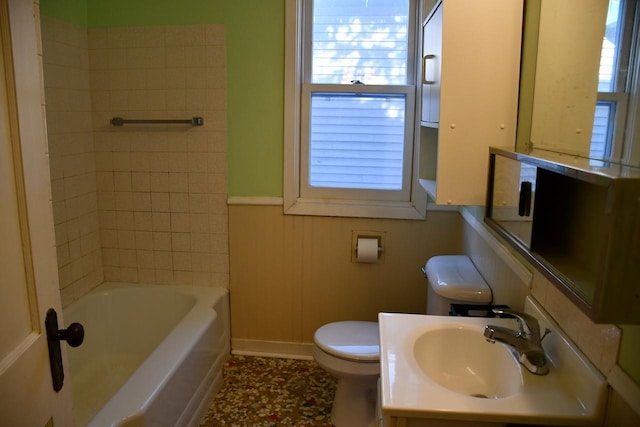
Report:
0,0,75,425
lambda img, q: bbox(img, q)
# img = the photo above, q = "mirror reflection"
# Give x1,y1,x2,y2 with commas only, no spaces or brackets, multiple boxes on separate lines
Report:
490,155,536,247
523,0,640,167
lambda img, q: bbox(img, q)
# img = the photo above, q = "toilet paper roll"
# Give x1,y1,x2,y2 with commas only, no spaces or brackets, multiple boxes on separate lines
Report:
357,238,379,263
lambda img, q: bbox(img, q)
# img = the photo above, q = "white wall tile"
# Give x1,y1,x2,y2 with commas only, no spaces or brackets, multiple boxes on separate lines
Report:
153,232,172,251
138,268,156,283
170,193,189,212
134,212,153,231
132,192,151,211
149,172,169,192
43,22,228,289
171,213,191,232
137,250,155,269
117,230,136,249
116,211,134,229
154,251,173,269
113,172,132,191
117,249,136,268
164,25,186,45
115,192,133,211
172,232,191,252
152,212,171,231
43,18,104,304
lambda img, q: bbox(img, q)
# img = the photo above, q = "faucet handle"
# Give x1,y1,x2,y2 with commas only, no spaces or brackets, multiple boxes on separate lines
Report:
491,308,540,338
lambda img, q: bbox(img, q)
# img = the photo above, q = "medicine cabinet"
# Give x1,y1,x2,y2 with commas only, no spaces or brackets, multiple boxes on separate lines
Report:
485,147,640,324
416,0,523,205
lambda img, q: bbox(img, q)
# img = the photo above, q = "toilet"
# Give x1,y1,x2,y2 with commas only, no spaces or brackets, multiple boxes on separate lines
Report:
424,255,494,314
312,255,492,427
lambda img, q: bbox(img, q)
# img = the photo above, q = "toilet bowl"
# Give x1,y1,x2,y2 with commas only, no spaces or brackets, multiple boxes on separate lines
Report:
312,255,492,427
313,321,380,427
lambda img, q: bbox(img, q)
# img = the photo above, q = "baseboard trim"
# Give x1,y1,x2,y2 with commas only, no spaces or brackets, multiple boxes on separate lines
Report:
231,339,314,360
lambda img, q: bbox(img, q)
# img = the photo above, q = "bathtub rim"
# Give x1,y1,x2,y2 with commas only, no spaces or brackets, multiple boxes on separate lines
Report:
64,282,229,427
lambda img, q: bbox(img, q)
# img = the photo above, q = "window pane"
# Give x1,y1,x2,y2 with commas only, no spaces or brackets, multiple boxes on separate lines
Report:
311,0,410,85
309,93,405,190
520,163,537,193
590,101,616,158
598,0,623,92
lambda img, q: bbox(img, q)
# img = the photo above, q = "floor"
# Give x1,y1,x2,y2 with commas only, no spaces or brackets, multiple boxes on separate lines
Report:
201,355,337,426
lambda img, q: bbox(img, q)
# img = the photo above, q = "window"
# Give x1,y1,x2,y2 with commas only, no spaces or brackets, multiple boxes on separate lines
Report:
285,0,423,218
590,0,638,161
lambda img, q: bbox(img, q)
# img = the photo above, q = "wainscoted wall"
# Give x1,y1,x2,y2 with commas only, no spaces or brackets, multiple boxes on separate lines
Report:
228,204,463,353
41,17,103,305
228,204,639,423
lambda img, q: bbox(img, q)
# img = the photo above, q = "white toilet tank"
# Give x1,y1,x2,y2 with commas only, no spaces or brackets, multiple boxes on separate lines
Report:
424,255,492,315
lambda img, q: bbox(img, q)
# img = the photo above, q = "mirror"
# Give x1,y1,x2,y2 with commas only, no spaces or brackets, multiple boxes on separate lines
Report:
489,154,536,248
517,0,640,168
486,147,640,324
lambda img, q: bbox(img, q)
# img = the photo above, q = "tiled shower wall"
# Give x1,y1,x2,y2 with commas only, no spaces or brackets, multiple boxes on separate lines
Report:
41,17,229,306
88,24,228,289
42,17,103,305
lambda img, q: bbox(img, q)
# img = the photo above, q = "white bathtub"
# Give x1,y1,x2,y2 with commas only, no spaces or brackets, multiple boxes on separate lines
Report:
63,282,230,427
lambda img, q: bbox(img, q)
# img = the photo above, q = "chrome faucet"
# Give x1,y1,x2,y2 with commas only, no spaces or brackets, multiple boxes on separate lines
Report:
484,308,550,375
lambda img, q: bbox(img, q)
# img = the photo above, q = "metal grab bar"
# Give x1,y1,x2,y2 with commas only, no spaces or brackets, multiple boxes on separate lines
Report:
110,117,204,126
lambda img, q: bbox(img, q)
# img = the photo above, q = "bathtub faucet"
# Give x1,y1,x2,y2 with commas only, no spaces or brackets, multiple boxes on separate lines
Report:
484,308,549,375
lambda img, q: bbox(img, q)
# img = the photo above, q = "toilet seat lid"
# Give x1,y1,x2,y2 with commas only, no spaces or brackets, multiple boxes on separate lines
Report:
314,321,379,361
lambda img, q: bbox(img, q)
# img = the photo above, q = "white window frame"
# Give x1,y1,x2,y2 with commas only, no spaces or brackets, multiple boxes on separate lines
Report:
624,27,640,165
284,0,426,219
593,0,637,161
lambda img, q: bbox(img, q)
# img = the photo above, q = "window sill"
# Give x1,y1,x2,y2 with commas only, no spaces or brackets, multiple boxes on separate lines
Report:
283,197,426,220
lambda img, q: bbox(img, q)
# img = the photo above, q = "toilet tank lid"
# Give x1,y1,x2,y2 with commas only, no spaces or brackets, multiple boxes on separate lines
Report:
425,255,492,303
314,321,379,361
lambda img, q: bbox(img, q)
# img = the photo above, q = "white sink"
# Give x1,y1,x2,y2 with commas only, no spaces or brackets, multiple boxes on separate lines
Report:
379,297,607,426
414,326,523,399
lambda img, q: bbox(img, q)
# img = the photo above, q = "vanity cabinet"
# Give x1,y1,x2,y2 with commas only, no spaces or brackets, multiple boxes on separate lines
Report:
418,0,523,205
486,147,640,324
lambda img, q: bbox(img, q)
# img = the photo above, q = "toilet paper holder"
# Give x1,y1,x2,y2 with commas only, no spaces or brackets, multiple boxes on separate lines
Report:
351,231,385,263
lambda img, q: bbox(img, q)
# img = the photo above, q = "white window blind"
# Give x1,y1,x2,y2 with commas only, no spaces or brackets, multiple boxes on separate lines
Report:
591,0,634,160
309,93,406,190
590,102,615,159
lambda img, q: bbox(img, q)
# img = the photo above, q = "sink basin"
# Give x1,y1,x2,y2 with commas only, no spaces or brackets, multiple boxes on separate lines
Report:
379,297,607,426
413,327,522,398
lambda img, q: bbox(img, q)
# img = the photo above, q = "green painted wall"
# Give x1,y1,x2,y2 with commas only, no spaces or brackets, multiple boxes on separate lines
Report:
221,3,284,197
85,0,225,27
41,0,284,198
40,0,88,28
